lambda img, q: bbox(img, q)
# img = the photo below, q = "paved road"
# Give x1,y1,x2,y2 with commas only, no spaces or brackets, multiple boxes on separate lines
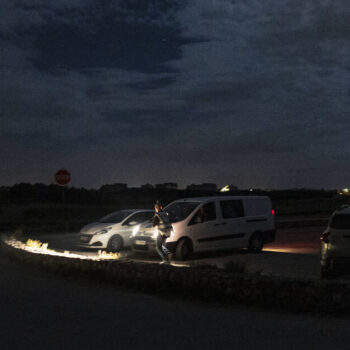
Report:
36,226,324,279
1,251,350,350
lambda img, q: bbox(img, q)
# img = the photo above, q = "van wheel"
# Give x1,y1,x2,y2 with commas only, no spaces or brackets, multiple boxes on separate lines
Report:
248,233,263,253
107,235,123,253
176,238,192,261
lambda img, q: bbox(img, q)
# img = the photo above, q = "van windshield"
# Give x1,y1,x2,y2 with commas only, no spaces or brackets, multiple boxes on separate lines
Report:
164,202,200,223
330,214,350,229
99,210,134,223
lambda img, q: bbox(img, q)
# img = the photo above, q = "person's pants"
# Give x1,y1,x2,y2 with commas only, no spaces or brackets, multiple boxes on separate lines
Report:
156,235,169,262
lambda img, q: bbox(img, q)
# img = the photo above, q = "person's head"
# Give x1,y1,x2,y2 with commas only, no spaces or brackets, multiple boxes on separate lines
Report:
154,200,163,212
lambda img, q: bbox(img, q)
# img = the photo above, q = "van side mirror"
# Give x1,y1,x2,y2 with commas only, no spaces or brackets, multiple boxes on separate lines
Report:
128,221,138,226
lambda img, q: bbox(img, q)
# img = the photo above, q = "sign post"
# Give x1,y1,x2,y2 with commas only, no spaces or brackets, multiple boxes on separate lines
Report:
55,169,71,233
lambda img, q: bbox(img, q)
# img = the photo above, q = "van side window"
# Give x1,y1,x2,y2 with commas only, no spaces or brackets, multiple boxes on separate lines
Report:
220,200,244,219
189,202,217,225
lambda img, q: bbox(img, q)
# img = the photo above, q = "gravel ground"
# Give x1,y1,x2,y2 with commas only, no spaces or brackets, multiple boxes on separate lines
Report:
1,251,350,350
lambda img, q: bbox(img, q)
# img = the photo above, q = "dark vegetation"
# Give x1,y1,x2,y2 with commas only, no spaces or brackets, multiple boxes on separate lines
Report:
0,183,349,234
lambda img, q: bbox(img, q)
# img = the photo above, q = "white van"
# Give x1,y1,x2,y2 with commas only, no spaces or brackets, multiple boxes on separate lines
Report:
132,196,275,260
320,205,350,278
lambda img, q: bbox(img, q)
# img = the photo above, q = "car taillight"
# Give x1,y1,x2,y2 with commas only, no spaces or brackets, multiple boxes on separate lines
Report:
272,209,275,216
320,232,330,243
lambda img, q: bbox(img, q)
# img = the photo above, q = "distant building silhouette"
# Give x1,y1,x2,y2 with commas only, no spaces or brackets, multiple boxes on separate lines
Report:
141,183,154,189
100,183,128,192
186,183,217,191
155,183,178,190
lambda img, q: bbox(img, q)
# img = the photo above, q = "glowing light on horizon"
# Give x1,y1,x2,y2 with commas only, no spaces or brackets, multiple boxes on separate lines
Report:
220,185,230,192
338,188,350,196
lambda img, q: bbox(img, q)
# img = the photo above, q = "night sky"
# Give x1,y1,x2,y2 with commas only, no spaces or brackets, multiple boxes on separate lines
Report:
1,0,349,189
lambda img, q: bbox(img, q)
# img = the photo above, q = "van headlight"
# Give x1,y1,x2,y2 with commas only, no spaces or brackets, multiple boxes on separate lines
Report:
132,225,140,237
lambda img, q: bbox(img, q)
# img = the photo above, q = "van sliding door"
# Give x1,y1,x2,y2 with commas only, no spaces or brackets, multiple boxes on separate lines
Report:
218,200,246,249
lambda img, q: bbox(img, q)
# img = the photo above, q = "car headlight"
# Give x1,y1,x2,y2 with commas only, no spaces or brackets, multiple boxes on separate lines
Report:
152,227,158,239
94,227,112,235
132,224,140,237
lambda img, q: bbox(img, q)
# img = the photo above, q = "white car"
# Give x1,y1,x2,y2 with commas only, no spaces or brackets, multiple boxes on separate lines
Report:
78,209,154,252
131,196,275,260
320,205,350,278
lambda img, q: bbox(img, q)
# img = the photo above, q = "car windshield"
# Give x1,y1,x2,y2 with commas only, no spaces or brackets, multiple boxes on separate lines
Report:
99,210,134,223
330,214,350,229
164,201,200,223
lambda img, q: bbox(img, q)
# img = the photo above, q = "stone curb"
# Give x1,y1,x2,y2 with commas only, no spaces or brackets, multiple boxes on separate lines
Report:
2,238,350,315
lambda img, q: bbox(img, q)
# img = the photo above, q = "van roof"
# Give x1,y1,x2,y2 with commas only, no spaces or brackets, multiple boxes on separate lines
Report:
172,196,270,203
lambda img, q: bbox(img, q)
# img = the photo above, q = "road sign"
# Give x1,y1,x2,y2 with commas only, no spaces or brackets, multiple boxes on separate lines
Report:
55,169,71,186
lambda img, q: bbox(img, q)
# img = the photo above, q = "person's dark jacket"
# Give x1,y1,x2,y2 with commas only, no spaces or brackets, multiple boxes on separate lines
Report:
152,211,172,237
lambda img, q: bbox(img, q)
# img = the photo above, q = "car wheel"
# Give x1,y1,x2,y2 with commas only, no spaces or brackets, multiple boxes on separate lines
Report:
248,232,263,253
107,235,123,253
175,238,192,261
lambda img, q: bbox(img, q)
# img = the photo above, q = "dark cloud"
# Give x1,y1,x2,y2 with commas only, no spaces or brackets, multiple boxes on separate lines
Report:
31,21,186,73
0,0,349,188
126,76,176,90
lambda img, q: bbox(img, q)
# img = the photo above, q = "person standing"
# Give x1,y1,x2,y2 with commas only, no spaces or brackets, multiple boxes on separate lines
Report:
152,200,172,264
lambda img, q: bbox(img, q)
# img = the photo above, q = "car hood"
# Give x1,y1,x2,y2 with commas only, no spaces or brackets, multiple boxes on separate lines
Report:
141,221,153,229
80,222,114,234
137,221,156,235
136,219,176,236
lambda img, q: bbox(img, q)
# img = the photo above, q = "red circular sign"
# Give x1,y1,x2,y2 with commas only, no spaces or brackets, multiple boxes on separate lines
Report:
55,169,71,186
